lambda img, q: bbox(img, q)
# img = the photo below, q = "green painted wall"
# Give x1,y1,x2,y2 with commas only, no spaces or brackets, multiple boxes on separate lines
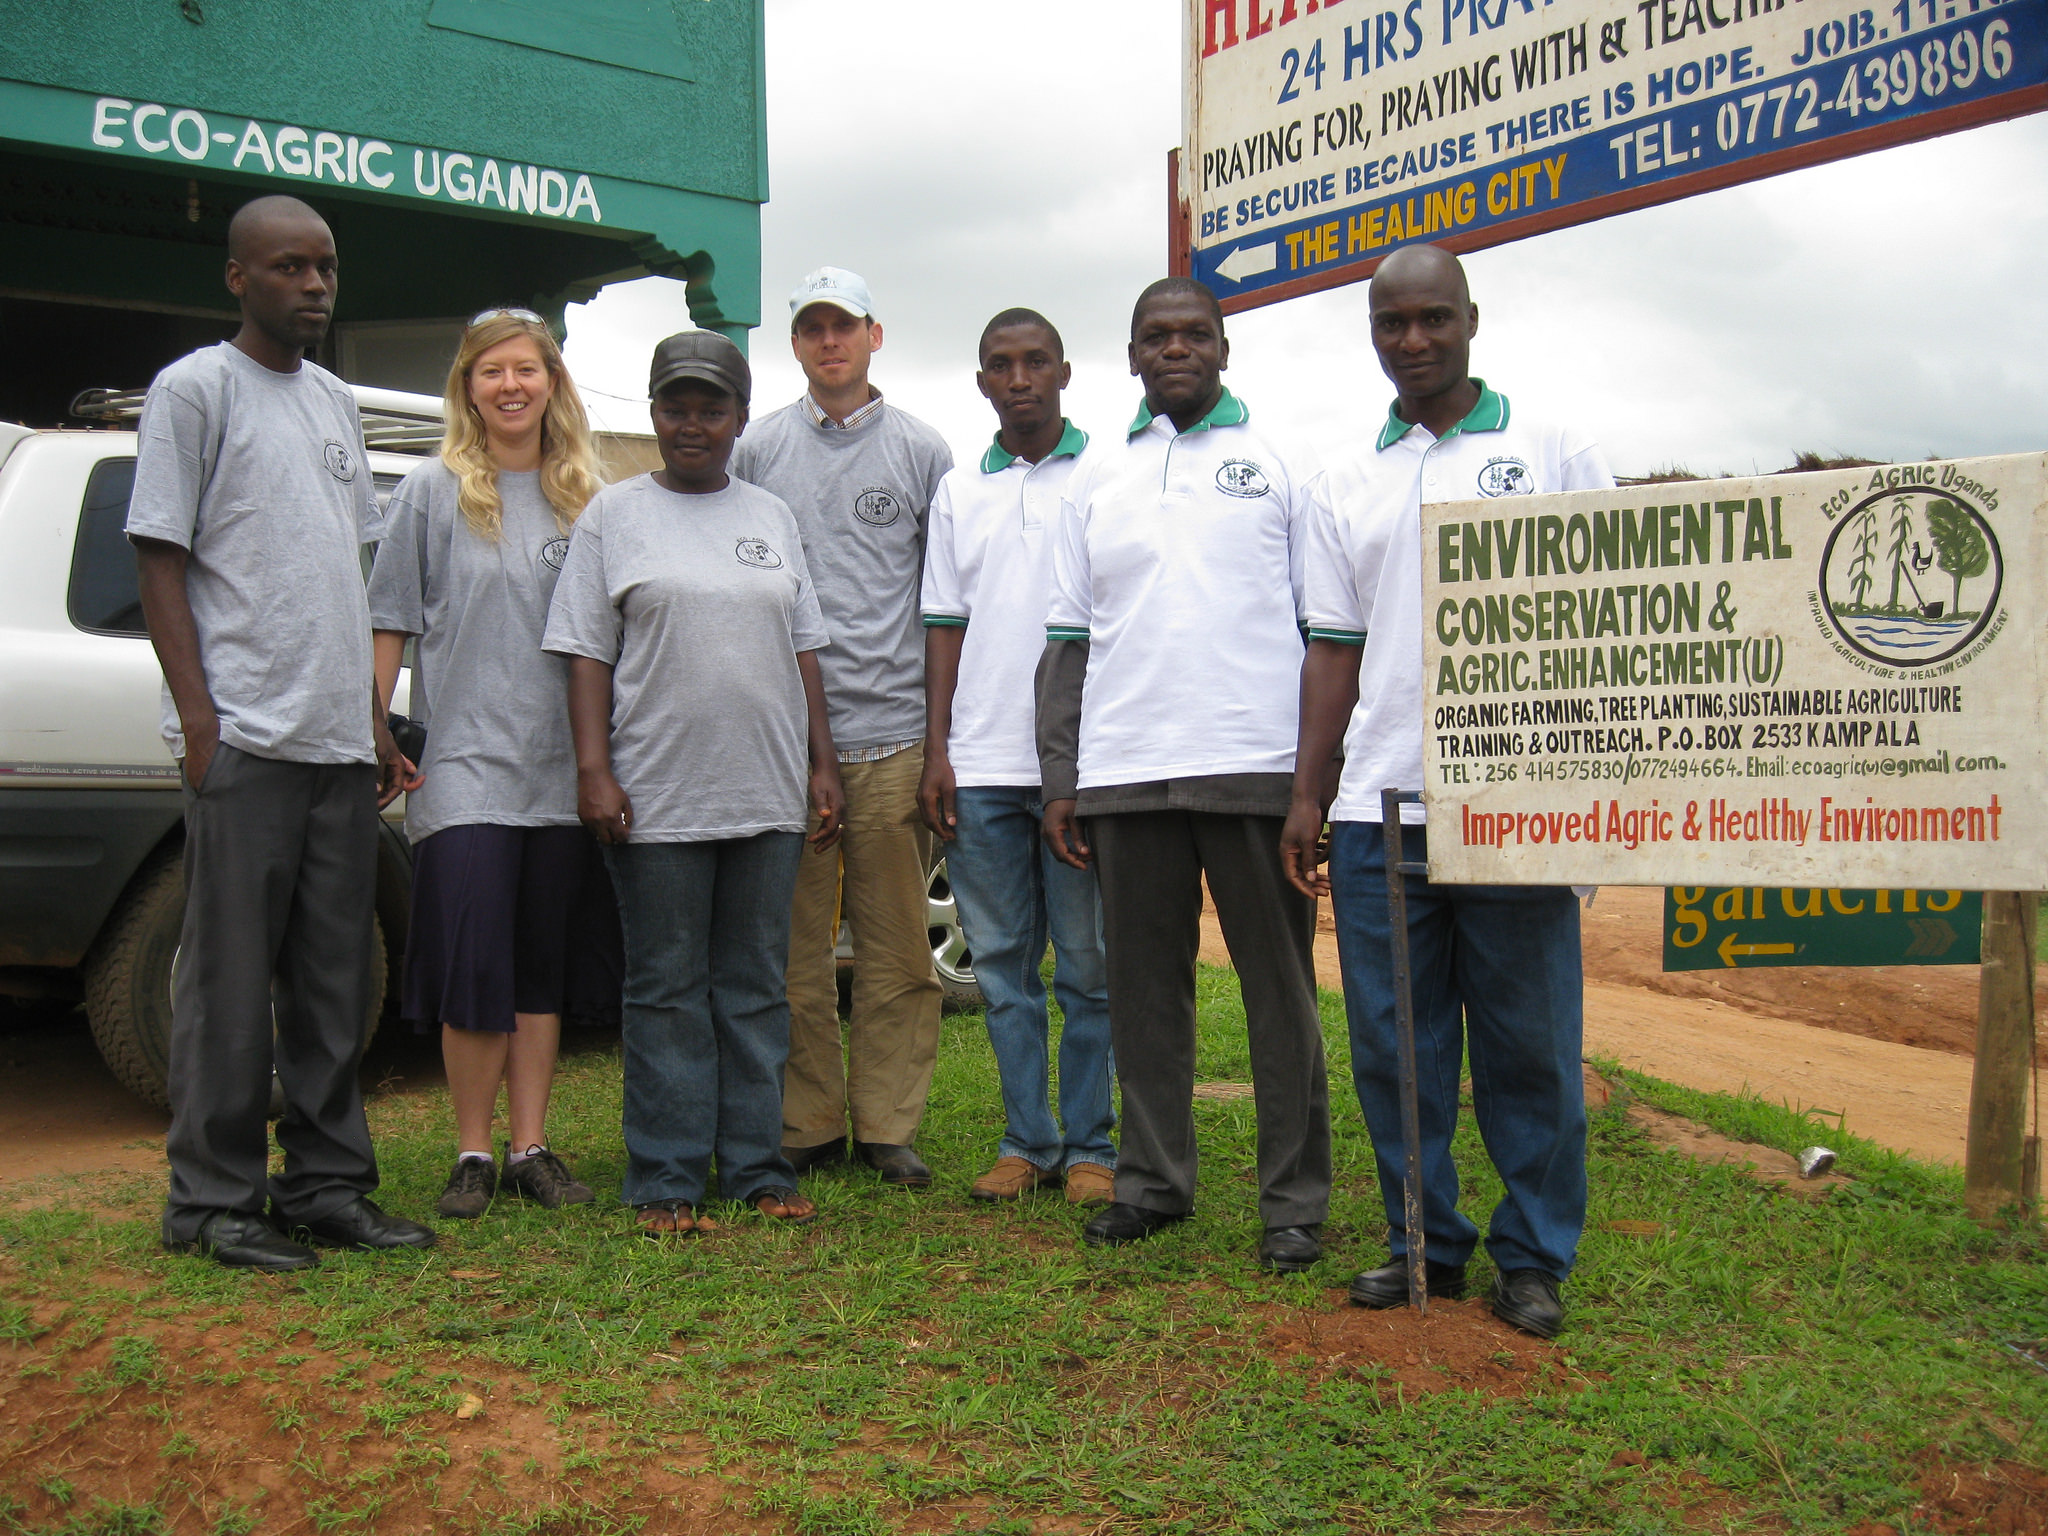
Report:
0,0,765,336
0,0,766,202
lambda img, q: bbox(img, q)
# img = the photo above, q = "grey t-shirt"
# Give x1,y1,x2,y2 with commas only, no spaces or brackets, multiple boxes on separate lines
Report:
728,399,951,749
367,460,579,842
124,342,383,763
540,474,829,842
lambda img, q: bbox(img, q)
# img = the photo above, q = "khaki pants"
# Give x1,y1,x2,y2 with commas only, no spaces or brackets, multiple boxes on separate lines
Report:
783,744,943,1149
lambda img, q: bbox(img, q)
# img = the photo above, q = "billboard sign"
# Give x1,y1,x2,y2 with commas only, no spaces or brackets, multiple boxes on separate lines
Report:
1180,0,2046,310
1418,452,2047,888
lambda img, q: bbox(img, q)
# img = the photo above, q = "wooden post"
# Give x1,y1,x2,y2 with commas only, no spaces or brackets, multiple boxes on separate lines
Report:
1965,891,2037,1224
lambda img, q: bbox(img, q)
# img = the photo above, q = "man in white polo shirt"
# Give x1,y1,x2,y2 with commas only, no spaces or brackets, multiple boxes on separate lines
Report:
1281,244,1612,1338
1038,276,1330,1273
920,308,1115,1209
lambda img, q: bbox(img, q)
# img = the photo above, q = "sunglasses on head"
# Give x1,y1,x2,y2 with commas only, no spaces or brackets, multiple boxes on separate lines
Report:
469,307,546,328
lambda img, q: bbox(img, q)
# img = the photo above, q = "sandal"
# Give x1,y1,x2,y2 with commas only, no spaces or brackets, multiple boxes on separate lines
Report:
751,1186,818,1225
635,1199,712,1237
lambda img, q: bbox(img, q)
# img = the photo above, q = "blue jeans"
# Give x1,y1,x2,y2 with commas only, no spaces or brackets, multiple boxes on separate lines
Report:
945,787,1115,1171
1328,821,1586,1278
604,832,804,1207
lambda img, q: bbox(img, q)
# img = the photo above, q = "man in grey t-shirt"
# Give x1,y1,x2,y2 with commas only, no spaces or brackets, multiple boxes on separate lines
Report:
728,267,953,1187
126,195,434,1271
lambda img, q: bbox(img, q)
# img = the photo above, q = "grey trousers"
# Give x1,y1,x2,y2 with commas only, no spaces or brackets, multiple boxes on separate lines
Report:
162,744,381,1244
1088,810,1331,1228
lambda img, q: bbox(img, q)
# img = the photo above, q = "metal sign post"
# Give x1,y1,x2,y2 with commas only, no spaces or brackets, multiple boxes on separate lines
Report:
1381,787,1432,1311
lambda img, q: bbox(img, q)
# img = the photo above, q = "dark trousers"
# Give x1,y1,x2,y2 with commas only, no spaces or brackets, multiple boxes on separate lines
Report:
1088,810,1331,1228
162,744,381,1244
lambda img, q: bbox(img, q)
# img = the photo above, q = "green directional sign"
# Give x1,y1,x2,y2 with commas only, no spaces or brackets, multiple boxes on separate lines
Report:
1663,887,1983,972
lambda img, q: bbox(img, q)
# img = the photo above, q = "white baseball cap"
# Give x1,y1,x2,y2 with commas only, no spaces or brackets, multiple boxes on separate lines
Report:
789,266,874,325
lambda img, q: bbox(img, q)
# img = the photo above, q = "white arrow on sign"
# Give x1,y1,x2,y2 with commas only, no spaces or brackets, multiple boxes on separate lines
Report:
1213,242,1277,284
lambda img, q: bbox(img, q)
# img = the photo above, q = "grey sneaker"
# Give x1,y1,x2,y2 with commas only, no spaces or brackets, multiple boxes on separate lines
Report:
436,1157,497,1220
503,1145,594,1209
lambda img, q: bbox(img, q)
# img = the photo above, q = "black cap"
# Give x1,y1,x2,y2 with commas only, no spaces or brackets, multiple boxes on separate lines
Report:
648,330,750,404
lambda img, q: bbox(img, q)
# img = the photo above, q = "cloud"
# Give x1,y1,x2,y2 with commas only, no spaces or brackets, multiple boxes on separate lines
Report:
563,0,2048,478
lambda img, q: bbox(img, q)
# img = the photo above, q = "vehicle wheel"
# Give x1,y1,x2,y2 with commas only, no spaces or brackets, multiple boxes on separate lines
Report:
926,857,984,1009
82,845,389,1113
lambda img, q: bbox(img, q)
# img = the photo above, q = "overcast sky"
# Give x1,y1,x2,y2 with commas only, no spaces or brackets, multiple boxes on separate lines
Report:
561,0,2048,479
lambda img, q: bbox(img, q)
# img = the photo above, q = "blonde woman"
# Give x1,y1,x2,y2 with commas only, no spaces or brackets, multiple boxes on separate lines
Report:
369,308,606,1219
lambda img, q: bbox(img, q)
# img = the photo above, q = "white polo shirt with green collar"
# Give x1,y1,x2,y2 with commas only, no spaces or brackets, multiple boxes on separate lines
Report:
1304,382,1612,824
1047,388,1308,791
921,420,1090,788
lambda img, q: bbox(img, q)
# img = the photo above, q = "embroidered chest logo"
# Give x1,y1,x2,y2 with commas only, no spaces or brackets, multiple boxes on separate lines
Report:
853,487,901,526
1476,457,1533,497
322,441,358,483
1215,459,1271,498
539,536,570,571
736,538,784,570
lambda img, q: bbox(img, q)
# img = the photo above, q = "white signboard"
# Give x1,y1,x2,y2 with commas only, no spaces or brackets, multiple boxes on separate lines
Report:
1420,453,2047,887
1181,0,2045,308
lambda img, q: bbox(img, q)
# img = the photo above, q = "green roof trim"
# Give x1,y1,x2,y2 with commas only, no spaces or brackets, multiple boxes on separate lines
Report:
1375,380,1508,451
1126,386,1248,438
980,418,1089,473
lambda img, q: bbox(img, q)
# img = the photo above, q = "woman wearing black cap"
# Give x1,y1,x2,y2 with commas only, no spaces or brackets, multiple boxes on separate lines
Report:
543,331,844,1235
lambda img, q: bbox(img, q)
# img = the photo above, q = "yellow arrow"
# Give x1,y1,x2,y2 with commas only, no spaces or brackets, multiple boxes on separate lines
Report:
1717,932,1797,967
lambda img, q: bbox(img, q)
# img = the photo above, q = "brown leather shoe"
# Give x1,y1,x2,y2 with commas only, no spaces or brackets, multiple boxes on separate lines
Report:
970,1156,1059,1202
1064,1162,1115,1207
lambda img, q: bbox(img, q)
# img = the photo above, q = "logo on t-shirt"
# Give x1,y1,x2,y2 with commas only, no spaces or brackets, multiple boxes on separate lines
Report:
1215,459,1271,498
853,487,901,526
540,536,570,571
736,538,784,570
322,441,358,483
1476,457,1534,497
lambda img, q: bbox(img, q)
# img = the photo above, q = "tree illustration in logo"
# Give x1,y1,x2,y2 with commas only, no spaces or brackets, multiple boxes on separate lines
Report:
1846,505,1879,609
1885,496,1914,613
1926,497,1989,617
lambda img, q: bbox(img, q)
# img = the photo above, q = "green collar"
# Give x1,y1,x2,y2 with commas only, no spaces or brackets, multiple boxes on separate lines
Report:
980,418,1089,474
1126,386,1248,438
1375,380,1508,451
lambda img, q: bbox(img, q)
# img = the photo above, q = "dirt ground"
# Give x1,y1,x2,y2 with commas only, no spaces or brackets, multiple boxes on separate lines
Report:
1202,884,2041,1167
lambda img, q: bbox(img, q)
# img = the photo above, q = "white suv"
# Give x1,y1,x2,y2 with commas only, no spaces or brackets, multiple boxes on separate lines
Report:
0,388,437,1107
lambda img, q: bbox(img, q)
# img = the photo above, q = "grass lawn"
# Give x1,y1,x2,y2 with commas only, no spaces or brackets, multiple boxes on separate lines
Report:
1,967,2044,1535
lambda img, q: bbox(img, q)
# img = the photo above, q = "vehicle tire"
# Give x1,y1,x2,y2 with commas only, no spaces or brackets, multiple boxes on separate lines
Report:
82,845,389,1113
926,857,984,1009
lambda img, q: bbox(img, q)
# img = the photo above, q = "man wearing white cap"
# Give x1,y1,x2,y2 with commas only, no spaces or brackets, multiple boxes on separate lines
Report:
730,267,954,1187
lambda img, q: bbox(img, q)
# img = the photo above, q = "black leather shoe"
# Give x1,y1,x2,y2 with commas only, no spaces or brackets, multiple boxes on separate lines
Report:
288,1196,436,1251
853,1142,932,1188
786,1138,849,1174
1258,1225,1324,1273
1490,1268,1565,1338
1081,1202,1189,1247
166,1213,319,1273
1348,1255,1468,1308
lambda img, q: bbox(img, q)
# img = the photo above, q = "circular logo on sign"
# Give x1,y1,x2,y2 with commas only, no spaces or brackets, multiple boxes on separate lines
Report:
853,487,901,526
1214,459,1271,498
539,536,570,571
1817,484,2003,668
1476,457,1533,497
736,537,784,570
322,441,358,482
